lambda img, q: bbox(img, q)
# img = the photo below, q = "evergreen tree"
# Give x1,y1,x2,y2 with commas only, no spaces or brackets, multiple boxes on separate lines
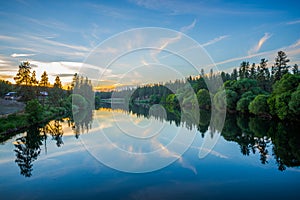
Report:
257,58,270,92
239,61,250,79
249,63,256,79
31,70,39,86
39,71,49,87
14,61,32,86
231,68,238,80
54,76,62,88
292,64,299,75
272,51,290,82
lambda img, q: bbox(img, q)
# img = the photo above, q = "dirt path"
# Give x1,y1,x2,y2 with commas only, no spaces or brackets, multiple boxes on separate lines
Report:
0,99,25,116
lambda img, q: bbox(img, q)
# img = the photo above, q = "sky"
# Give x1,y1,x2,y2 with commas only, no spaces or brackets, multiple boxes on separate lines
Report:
0,0,300,89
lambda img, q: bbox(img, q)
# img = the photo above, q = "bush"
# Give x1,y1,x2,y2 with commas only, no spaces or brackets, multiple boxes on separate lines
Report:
197,89,211,109
289,87,300,116
25,99,43,123
249,94,270,116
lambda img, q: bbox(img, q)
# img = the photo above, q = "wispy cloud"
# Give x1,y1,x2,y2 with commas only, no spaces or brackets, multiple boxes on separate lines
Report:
29,36,90,52
180,19,197,33
286,19,300,25
290,39,300,48
202,35,229,47
248,33,272,55
129,0,279,16
0,34,19,42
213,37,300,69
11,53,36,58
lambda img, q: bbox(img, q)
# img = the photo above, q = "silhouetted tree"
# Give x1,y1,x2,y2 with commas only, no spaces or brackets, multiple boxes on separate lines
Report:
272,51,290,82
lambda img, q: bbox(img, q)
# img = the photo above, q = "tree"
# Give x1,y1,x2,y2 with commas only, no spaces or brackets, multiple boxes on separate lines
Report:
272,51,290,82
197,89,211,109
0,79,13,97
14,126,43,177
268,73,300,120
50,76,64,106
25,99,43,123
14,61,31,86
239,61,250,79
39,71,49,87
54,76,62,88
249,63,256,79
292,64,299,75
31,70,38,86
257,58,271,92
289,86,300,116
249,94,270,116
231,68,238,80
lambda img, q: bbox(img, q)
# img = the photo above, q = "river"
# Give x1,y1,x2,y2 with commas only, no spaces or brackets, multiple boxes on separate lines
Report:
0,105,299,199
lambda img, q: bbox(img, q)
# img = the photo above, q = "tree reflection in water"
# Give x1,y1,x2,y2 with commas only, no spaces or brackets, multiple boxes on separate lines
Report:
11,103,300,177
14,126,44,177
13,107,93,177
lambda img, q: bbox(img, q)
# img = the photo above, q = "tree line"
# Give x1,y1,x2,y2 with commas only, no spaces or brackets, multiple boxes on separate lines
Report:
96,51,299,121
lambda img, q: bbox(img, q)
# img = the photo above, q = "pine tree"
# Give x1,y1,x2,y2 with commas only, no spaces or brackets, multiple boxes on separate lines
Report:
54,76,62,88
239,61,250,79
231,68,238,80
39,71,49,87
272,51,290,82
31,70,39,86
14,61,32,86
249,63,256,79
257,58,271,92
292,64,299,75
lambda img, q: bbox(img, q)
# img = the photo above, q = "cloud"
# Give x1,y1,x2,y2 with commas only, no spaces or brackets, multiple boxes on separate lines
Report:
290,39,300,48
286,19,300,25
51,73,76,77
180,19,197,33
0,35,19,42
11,53,36,58
213,37,300,70
202,35,229,47
129,0,277,16
29,36,90,52
248,33,272,55
0,74,14,79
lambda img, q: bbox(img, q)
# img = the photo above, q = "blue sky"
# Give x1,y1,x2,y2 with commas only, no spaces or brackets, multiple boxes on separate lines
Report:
0,0,300,87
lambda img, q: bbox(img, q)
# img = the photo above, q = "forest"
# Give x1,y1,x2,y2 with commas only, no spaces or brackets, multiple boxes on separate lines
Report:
96,51,300,121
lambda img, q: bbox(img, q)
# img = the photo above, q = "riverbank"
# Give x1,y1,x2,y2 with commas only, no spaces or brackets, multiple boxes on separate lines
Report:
0,98,25,116
0,103,67,142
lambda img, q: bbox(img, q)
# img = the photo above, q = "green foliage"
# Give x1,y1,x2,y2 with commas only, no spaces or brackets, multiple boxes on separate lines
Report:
249,95,270,116
272,73,300,95
237,97,252,113
197,89,211,109
166,94,179,107
275,93,291,120
289,86,300,116
213,90,226,111
225,89,238,110
25,99,44,123
268,73,300,120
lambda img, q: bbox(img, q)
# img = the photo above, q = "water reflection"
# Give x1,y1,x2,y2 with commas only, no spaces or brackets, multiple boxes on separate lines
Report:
6,103,300,177
11,106,93,177
102,103,300,171
14,126,44,177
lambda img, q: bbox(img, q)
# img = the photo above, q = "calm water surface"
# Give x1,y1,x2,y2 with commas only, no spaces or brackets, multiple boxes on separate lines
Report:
0,107,300,200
